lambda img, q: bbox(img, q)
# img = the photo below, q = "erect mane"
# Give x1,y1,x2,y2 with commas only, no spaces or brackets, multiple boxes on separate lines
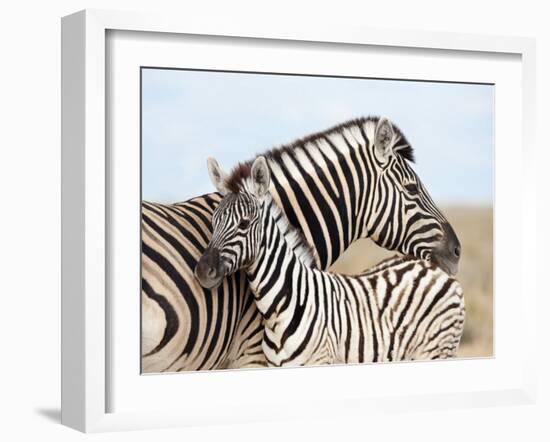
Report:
223,116,415,195
263,116,415,164
224,162,252,193
267,198,318,268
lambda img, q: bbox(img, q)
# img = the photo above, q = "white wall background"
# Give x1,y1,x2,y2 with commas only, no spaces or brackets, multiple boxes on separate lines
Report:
0,1,547,440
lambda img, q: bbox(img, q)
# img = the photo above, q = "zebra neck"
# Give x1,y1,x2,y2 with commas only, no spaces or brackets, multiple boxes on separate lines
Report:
245,197,313,316
266,119,379,269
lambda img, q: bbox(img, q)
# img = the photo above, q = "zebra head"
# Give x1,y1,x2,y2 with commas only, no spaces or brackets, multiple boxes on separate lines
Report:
364,117,461,275
195,157,270,289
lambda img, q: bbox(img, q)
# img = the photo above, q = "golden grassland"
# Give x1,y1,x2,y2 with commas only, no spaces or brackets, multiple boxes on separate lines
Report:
329,207,493,358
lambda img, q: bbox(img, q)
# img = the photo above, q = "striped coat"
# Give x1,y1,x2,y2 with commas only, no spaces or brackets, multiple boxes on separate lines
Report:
143,116,461,371
196,162,465,366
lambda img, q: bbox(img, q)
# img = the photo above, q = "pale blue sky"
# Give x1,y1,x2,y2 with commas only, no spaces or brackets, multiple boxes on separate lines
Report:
142,68,493,205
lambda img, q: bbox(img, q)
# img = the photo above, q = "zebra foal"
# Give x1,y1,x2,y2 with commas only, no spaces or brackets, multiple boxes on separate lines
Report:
196,157,465,366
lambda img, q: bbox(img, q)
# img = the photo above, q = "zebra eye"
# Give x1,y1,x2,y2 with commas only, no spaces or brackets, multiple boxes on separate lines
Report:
405,183,419,195
238,219,250,230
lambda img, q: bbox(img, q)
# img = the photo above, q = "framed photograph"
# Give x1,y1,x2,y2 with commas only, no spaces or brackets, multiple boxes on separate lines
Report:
61,9,537,432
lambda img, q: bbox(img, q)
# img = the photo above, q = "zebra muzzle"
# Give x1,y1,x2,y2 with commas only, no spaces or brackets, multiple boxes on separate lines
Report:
431,222,461,276
195,248,225,289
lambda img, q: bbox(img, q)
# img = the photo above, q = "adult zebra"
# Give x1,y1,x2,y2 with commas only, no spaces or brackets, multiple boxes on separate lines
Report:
142,116,461,372
195,156,465,365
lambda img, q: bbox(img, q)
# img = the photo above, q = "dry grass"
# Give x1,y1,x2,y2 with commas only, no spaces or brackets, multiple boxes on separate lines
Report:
329,206,493,358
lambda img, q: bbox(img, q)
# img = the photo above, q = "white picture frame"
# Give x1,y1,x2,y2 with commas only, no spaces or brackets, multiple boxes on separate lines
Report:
61,9,537,433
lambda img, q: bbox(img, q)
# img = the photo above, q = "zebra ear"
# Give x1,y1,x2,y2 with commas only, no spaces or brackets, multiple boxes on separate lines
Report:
374,117,396,163
251,156,271,197
207,157,228,195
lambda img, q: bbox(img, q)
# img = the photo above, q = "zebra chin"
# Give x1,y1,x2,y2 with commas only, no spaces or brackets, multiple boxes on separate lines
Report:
430,254,459,276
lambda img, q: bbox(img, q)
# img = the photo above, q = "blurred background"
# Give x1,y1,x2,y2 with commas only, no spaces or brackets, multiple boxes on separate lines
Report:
142,68,493,358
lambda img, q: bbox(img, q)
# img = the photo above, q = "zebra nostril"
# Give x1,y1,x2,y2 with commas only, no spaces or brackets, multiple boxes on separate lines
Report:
207,267,218,279
454,246,461,258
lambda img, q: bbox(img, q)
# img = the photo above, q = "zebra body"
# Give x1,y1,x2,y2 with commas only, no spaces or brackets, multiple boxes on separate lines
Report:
143,116,461,371
196,157,465,366
257,253,464,366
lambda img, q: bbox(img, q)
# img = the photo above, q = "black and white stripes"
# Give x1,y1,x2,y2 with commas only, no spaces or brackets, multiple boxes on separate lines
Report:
142,116,464,372
196,157,465,365
141,196,265,371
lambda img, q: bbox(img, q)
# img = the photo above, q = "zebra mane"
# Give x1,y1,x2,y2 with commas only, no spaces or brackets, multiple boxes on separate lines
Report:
223,116,415,193
265,196,318,268
263,116,415,164
225,162,253,193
